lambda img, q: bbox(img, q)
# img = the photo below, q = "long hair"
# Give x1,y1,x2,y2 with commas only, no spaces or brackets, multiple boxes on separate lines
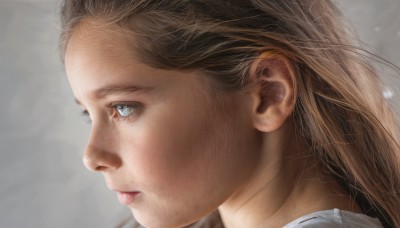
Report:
59,1,400,227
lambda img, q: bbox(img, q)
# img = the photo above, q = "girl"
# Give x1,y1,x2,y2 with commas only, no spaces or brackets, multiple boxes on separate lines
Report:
59,0,400,227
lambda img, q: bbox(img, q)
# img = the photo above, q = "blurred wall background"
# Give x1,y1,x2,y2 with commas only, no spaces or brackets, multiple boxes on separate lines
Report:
0,1,399,228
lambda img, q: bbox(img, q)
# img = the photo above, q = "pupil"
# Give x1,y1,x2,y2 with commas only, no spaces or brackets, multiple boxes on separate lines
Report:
117,105,132,117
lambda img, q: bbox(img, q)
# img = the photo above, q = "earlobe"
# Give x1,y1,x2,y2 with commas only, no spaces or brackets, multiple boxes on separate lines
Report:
250,53,296,132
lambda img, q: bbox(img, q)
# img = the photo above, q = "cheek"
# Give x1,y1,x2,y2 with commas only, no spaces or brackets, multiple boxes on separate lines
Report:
122,101,260,197
122,109,217,192
117,97,261,227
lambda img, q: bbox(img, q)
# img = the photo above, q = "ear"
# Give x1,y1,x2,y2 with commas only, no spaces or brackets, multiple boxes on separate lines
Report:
250,53,296,132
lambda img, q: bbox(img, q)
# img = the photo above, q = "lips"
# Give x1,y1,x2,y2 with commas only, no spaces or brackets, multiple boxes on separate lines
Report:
117,191,140,205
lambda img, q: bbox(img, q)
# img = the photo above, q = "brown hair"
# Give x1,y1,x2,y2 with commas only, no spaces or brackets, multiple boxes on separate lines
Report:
59,0,400,227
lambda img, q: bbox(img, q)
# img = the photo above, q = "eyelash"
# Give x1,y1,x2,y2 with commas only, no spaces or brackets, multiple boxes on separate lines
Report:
81,110,91,124
80,102,141,123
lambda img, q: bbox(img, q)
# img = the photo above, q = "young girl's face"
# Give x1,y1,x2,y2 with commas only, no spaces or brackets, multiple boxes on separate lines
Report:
65,20,262,228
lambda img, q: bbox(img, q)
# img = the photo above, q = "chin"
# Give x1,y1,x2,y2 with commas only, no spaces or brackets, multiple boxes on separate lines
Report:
130,209,196,228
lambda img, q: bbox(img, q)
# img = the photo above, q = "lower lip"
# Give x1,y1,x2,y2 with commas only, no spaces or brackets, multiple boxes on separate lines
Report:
117,191,140,205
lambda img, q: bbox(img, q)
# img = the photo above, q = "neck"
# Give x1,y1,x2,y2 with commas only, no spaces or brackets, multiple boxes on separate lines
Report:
218,121,360,228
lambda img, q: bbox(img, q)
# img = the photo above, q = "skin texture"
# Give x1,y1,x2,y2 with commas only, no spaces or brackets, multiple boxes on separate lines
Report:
65,20,361,228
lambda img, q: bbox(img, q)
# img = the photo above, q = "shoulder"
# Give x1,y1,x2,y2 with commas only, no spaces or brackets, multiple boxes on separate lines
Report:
283,208,384,228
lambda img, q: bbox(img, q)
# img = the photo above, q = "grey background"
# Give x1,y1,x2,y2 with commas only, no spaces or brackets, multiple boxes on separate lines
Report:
0,1,399,228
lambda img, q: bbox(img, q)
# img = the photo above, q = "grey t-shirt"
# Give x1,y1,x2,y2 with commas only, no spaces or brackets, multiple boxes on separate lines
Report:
122,209,383,227
283,208,383,228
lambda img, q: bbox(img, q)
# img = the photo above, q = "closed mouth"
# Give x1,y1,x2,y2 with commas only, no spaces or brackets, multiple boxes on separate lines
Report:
117,191,140,205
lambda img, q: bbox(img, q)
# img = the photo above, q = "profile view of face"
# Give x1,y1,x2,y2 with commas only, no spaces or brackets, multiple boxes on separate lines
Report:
65,20,263,227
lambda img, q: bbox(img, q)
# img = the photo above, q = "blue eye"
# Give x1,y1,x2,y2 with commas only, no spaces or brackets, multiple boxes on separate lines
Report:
115,104,135,117
78,103,140,123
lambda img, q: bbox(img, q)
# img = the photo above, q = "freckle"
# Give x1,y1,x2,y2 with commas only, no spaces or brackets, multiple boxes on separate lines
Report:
374,26,381,32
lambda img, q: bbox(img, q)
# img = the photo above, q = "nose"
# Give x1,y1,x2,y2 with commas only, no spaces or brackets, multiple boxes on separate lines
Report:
83,123,122,172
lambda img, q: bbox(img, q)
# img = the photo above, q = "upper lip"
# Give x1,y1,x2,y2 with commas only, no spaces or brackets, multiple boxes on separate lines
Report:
116,190,139,193
106,179,139,192
110,187,137,193
107,185,138,193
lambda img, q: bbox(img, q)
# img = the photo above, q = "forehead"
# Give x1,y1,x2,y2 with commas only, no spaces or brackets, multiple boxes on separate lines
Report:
65,19,160,100
65,18,146,77
64,19,216,104
65,18,137,64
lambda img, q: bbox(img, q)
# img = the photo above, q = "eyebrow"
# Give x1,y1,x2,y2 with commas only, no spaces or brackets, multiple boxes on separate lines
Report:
74,84,154,105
